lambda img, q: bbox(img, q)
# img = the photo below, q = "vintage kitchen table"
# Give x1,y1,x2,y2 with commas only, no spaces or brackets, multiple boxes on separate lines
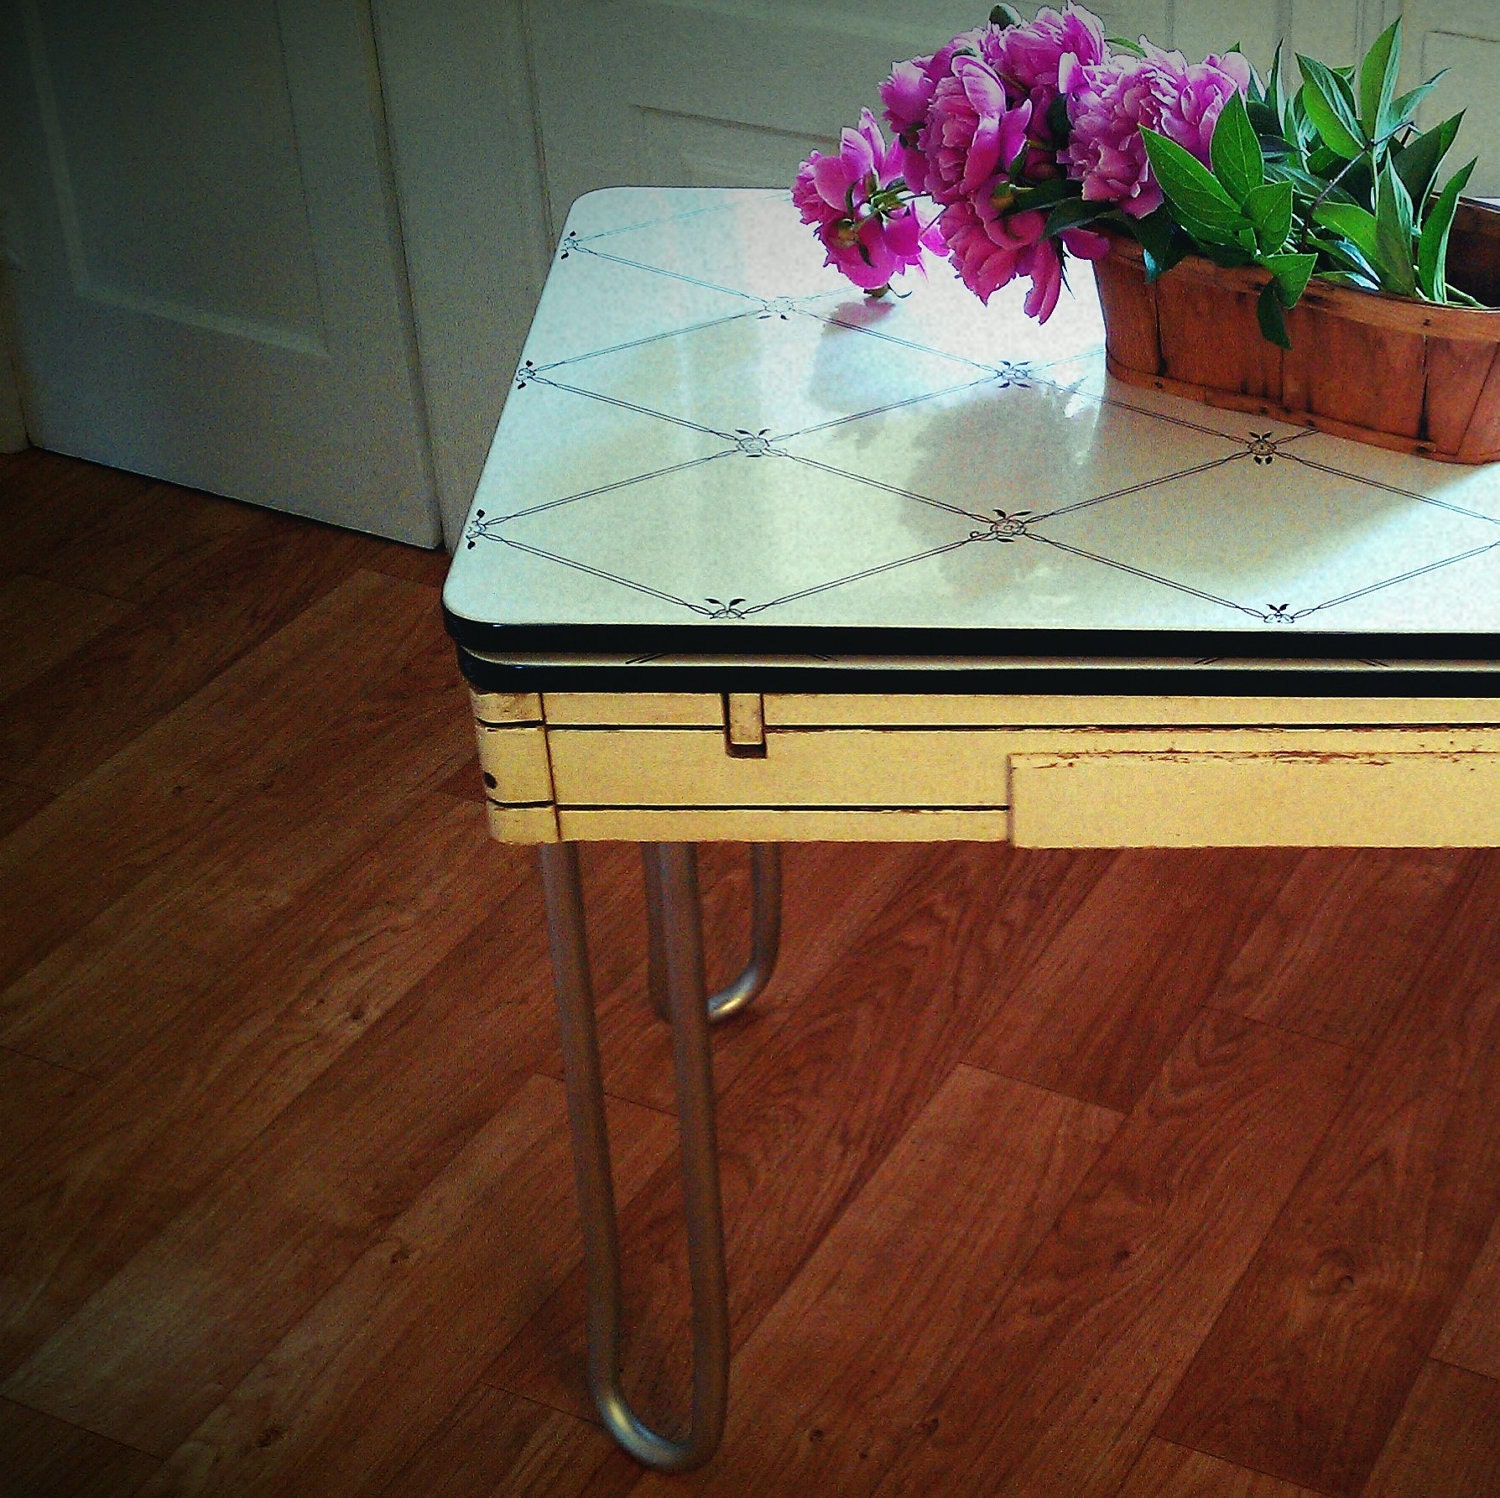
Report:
442,186,1500,1471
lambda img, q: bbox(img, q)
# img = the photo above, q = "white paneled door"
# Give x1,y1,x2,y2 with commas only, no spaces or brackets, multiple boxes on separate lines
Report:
0,0,441,545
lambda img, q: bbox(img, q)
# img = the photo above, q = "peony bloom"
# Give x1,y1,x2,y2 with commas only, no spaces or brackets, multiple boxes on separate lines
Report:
793,109,939,290
939,189,1108,317
995,4,1109,132
1148,45,1254,162
1061,44,1251,216
1061,54,1165,217
879,31,991,193
921,56,1033,207
941,198,1047,302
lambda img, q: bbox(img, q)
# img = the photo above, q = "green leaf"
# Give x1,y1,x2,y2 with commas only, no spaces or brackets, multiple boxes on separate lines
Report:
1198,240,1258,269
1318,268,1381,290
1106,35,1146,58
1265,251,1318,306
1265,39,1284,119
1298,54,1366,158
1010,176,1079,209
1130,206,1191,281
1243,180,1294,251
1141,128,1250,243
1210,90,1264,204
1392,112,1463,213
1257,280,1292,347
1305,232,1381,283
1265,159,1342,200
1417,157,1477,300
1043,197,1110,236
1389,75,1446,130
990,4,1023,24
1046,94,1072,147
1373,160,1417,295
1358,18,1402,137
1312,201,1380,263
1246,99,1286,142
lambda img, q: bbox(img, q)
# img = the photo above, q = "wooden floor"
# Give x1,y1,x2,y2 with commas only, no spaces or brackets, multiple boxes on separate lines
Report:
4,448,1500,1497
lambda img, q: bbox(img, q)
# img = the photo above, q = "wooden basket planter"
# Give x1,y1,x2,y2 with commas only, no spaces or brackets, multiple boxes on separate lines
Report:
1092,199,1500,463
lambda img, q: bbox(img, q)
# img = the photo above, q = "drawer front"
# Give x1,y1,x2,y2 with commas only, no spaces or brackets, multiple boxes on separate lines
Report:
1010,751,1500,847
547,728,1010,809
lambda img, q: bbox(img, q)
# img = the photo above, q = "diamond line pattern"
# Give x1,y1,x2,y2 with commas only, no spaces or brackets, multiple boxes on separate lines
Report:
458,189,1500,638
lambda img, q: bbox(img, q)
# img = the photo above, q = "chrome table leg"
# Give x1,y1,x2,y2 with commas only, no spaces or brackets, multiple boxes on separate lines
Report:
539,841,729,1472
644,843,781,1024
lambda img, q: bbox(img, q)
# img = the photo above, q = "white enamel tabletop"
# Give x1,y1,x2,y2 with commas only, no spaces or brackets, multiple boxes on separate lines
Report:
443,187,1500,655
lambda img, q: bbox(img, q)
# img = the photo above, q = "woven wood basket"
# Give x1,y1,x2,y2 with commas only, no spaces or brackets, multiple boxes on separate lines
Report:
1092,198,1500,464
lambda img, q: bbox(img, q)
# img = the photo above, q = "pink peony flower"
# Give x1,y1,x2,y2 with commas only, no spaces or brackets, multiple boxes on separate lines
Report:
1061,54,1165,217
1149,45,1254,162
921,56,1033,207
1061,44,1251,217
939,192,1104,318
793,108,901,226
995,4,1109,132
793,109,940,290
940,197,1046,302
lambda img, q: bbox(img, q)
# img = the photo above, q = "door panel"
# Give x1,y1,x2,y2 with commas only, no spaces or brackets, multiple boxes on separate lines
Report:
0,0,440,544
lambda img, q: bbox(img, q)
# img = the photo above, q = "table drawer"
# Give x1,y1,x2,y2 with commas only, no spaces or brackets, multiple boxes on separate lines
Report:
547,728,1009,809
1010,750,1500,847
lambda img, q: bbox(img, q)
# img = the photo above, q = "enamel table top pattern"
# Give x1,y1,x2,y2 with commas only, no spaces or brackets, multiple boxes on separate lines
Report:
444,186,1500,668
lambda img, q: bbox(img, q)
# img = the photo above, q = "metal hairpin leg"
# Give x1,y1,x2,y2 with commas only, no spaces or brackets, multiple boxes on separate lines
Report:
643,843,782,1024
539,841,730,1472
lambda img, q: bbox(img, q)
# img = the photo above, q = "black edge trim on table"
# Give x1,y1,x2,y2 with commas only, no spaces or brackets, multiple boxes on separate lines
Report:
454,649,1500,700
443,606,1500,674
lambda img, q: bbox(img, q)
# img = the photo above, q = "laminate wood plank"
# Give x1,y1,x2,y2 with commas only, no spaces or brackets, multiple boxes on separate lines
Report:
16,480,268,607
368,1385,634,1498
0,453,251,602
1156,854,1500,1496
0,779,50,839
0,451,157,584
438,754,483,799
0,576,134,702
0,797,524,1380
0,1395,159,1498
1362,1360,1500,1498
965,848,1298,1113
486,843,1116,1424
0,516,419,794
1368,1361,1500,1498
0,570,458,993
1,855,562,1448
0,1047,93,1170
1433,1207,1500,1380
869,1010,1357,1498
1114,1439,1327,1498
0,579,473,1064
130,1078,673,1498
1208,849,1471,1052
629,1066,1120,1498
